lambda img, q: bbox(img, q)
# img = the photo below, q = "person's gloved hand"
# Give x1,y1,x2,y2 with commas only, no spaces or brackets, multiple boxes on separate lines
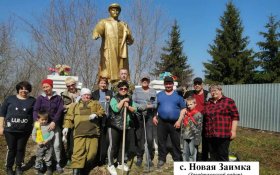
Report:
89,113,97,121
75,96,81,103
62,128,69,136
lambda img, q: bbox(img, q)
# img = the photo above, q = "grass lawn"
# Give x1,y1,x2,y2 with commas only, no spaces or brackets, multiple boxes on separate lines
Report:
0,127,279,175
230,127,280,175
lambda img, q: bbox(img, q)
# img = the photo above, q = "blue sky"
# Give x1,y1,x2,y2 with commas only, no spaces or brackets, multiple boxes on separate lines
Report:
1,0,280,79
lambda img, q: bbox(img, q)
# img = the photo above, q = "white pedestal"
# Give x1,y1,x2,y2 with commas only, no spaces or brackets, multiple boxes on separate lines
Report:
150,80,178,93
47,75,82,95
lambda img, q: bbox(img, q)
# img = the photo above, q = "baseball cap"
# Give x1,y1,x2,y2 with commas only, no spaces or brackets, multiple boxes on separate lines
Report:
193,77,203,84
141,74,150,81
164,76,174,83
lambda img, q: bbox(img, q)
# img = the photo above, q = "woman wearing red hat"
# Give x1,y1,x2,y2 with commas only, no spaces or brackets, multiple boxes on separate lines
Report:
33,79,64,174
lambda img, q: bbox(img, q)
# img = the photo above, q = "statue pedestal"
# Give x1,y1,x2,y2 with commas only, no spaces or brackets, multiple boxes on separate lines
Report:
47,75,82,95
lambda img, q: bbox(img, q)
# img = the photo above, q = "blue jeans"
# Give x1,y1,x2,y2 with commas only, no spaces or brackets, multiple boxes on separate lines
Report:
182,139,197,161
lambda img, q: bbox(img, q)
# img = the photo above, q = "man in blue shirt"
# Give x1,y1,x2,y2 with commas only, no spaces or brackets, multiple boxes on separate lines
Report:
153,76,186,167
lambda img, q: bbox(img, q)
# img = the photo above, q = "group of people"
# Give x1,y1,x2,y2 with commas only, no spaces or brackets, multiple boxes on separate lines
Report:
179,77,239,162
0,68,240,175
0,2,241,175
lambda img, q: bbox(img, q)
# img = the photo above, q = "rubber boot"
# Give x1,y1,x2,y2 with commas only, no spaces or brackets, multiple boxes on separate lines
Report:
73,168,81,175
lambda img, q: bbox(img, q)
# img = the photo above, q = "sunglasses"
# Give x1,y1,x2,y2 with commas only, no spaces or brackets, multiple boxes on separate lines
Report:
119,87,128,91
20,89,29,93
66,83,76,88
194,82,202,85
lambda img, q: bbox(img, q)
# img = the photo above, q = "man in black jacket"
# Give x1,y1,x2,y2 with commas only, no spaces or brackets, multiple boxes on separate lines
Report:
183,77,209,161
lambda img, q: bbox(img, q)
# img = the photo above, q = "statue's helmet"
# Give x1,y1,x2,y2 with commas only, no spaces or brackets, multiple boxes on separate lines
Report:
108,3,121,12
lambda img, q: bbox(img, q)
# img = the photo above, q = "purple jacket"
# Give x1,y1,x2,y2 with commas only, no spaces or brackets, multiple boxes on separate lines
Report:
33,92,64,126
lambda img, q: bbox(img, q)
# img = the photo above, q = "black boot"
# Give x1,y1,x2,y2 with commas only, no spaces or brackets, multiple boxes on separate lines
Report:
15,166,23,175
6,167,14,175
46,166,53,175
73,168,81,175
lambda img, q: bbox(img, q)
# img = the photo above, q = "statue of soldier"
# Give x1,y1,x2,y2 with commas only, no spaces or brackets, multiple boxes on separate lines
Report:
93,3,134,83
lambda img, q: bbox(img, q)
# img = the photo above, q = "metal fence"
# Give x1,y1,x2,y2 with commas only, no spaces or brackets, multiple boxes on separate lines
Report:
221,84,280,132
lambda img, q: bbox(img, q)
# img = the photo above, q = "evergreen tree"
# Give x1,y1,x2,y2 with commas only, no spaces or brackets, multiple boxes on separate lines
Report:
203,1,255,84
256,15,280,83
154,20,193,86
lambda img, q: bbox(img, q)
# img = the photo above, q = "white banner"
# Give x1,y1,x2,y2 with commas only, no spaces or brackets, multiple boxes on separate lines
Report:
174,162,259,175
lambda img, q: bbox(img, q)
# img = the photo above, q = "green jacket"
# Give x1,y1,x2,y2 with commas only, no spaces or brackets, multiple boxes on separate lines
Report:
108,94,137,130
64,99,105,138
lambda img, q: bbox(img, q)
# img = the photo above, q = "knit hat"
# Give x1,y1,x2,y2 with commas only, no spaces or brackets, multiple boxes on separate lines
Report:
80,88,91,96
42,79,53,87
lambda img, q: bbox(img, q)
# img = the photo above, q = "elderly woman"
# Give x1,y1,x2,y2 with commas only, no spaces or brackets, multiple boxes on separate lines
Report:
107,81,137,175
33,79,64,173
63,88,105,175
0,81,36,175
203,84,239,161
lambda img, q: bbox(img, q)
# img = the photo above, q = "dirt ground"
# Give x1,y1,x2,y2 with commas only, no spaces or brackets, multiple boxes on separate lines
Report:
0,136,174,175
1,127,279,175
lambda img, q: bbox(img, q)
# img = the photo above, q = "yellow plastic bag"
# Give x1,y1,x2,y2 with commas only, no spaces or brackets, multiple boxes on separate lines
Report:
34,122,44,143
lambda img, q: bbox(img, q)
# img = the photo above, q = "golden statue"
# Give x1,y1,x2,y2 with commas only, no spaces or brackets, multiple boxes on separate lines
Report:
93,3,134,82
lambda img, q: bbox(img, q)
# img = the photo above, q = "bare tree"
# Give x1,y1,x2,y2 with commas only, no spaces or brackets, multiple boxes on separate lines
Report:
0,20,20,101
125,0,170,84
0,17,47,101
0,0,171,100
22,0,100,88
